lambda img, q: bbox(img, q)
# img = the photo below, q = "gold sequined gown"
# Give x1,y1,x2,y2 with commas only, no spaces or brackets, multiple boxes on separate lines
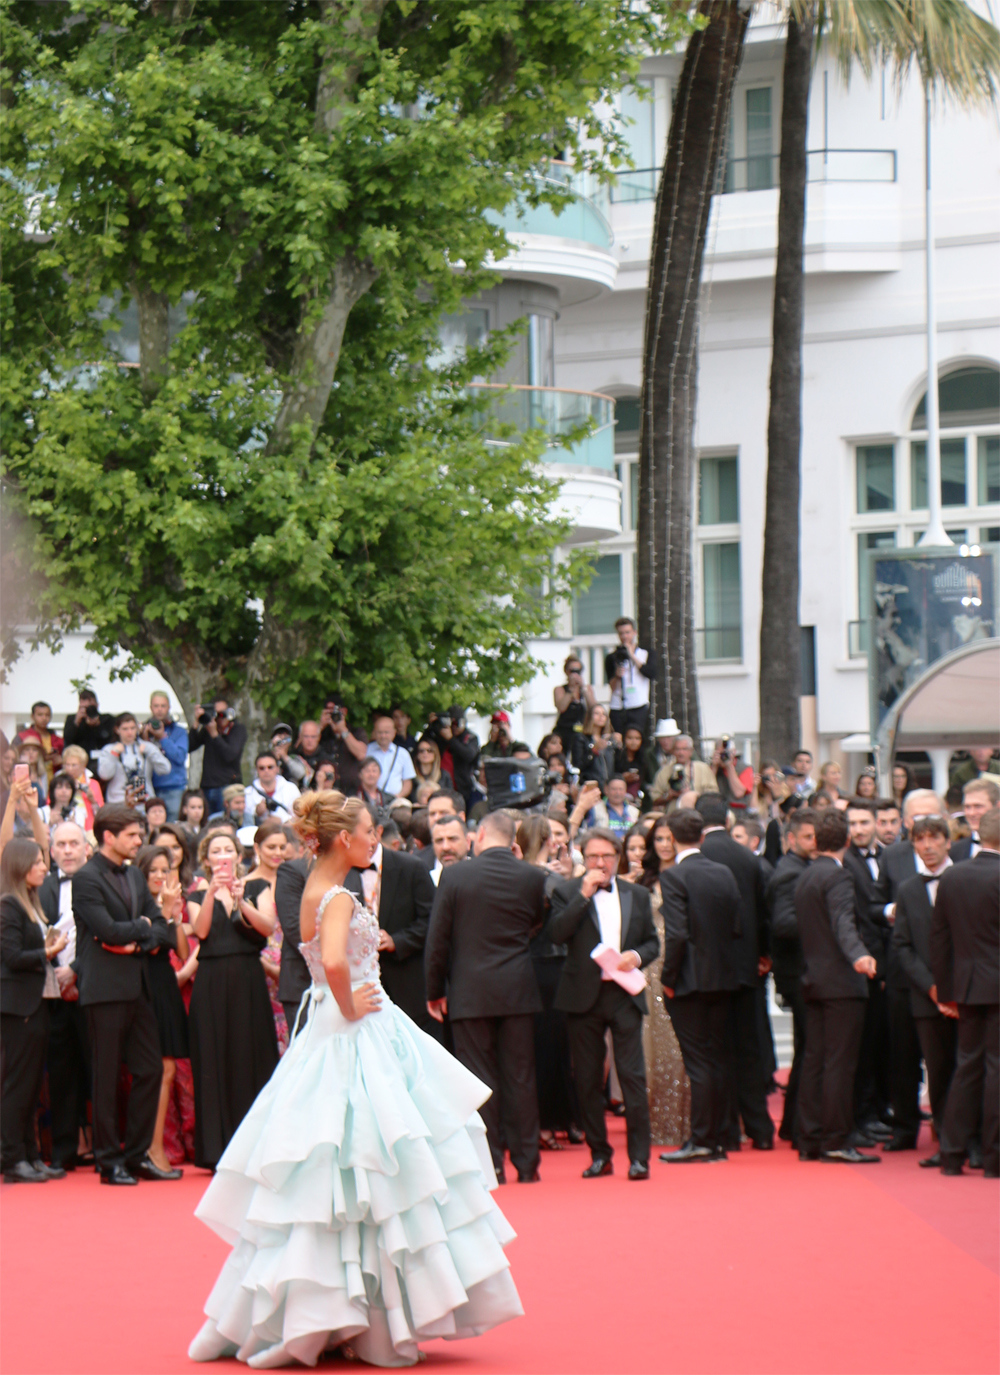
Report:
643,885,691,1146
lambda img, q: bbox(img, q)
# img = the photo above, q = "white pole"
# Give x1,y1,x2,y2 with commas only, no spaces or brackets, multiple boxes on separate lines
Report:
918,83,952,548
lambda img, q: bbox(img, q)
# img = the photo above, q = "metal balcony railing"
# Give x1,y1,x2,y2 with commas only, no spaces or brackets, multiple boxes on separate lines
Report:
489,163,614,250
468,384,616,469
695,626,743,663
610,148,897,203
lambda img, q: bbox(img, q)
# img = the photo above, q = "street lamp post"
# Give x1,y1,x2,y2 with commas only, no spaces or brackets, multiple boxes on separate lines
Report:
918,84,952,549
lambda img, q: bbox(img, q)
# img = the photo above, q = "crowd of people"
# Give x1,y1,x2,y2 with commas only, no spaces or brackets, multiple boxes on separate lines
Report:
0,621,997,1189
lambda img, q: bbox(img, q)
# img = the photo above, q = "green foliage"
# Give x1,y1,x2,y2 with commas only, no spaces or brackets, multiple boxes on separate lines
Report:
1,0,691,722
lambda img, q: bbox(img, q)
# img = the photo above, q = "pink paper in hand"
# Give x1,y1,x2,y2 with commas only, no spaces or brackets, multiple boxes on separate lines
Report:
590,942,647,996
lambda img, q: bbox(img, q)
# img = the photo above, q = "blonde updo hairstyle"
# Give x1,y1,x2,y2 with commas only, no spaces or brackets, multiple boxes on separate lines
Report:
293,790,368,852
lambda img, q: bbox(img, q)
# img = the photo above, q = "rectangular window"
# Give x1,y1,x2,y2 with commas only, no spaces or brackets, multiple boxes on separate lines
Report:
746,88,773,190
572,555,622,636
856,445,895,512
910,438,967,508
858,530,896,617
980,526,1000,544
978,435,1000,504
701,542,742,660
699,455,739,524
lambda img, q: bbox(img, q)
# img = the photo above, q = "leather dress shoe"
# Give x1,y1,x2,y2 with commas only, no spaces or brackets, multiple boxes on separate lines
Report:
820,1147,881,1164
101,1164,138,1186
967,1144,984,1169
516,1169,540,1183
798,1149,820,1162
627,1161,649,1180
940,1161,964,1176
566,1126,586,1145
609,1102,626,1117
3,1161,49,1183
918,1152,942,1168
30,1160,66,1180
860,1119,893,1142
582,1158,613,1178
660,1143,722,1163
751,1138,774,1151
130,1155,182,1181
883,1135,918,1152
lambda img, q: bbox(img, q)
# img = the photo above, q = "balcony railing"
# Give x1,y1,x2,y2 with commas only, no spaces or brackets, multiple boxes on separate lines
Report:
489,164,613,250
610,148,897,203
695,626,743,663
848,620,869,658
468,384,616,469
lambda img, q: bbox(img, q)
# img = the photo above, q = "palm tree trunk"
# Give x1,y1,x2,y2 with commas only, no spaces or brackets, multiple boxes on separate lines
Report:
758,8,815,764
636,0,750,741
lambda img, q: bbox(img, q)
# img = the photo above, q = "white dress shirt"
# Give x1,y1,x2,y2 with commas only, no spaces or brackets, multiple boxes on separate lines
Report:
360,843,383,917
608,647,650,711
915,853,952,906
365,743,415,797
54,870,77,967
591,877,642,979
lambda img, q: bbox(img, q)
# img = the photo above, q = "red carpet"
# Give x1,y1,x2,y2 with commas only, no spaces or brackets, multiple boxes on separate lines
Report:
2,1120,997,1375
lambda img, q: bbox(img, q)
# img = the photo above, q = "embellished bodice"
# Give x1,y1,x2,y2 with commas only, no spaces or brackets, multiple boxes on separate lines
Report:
298,885,381,987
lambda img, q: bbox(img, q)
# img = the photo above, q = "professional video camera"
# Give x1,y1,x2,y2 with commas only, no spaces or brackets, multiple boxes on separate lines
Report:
484,756,553,812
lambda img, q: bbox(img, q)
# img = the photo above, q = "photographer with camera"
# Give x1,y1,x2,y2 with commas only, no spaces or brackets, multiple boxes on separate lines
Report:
268,724,309,790
63,690,115,760
604,617,656,741
244,751,299,824
96,713,171,807
188,698,247,817
291,720,333,779
318,695,368,794
650,734,718,809
710,736,752,808
553,656,596,766
480,711,514,761
423,707,480,811
139,692,189,821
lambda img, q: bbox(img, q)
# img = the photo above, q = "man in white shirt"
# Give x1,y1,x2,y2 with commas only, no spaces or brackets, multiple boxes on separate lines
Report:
366,713,416,800
38,822,92,1169
604,617,656,740
244,750,300,823
592,776,640,836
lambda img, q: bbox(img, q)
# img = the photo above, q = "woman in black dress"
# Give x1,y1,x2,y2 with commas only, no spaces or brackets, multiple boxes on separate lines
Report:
135,845,188,1177
552,654,595,769
187,828,278,1170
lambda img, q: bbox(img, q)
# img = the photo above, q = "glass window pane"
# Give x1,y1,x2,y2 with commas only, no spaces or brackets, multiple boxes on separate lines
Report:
630,462,639,531
699,455,739,524
746,88,773,190
979,436,1000,504
858,530,896,617
614,395,640,453
980,526,1000,544
910,439,967,509
572,555,621,636
912,366,1000,428
702,542,741,659
620,81,656,171
432,308,489,368
857,445,895,512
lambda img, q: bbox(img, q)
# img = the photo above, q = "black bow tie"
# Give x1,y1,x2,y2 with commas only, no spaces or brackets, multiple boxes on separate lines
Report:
362,864,378,873
921,873,941,883
597,883,614,894
59,875,72,884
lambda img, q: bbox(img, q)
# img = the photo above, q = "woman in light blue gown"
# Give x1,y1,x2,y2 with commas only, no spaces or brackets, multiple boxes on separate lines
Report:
189,791,523,1369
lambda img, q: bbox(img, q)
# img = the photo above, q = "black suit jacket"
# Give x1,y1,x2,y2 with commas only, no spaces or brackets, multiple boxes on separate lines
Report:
347,848,435,1023
425,847,546,1020
893,874,944,1018
274,858,311,1006
71,854,168,1006
930,851,1000,1005
871,840,918,989
843,843,890,972
795,856,870,1002
699,829,768,985
0,894,49,1016
949,836,977,864
547,875,658,1015
659,852,740,997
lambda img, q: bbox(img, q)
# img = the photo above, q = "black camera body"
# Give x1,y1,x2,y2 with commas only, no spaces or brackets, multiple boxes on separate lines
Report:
668,765,686,790
718,733,735,763
611,645,631,667
85,703,99,720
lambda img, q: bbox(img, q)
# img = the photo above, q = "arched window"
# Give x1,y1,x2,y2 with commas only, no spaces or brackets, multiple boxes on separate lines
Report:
911,365,1000,430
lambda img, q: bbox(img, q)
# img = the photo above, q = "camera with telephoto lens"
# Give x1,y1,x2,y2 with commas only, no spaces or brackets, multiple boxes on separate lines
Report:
718,734,735,763
611,645,631,668
668,764,686,790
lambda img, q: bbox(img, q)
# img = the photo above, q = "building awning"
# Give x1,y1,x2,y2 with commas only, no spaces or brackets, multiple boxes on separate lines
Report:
881,639,1000,751
839,733,872,752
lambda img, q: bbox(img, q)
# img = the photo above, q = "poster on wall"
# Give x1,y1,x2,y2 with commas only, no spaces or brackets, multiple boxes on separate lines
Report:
870,549,996,727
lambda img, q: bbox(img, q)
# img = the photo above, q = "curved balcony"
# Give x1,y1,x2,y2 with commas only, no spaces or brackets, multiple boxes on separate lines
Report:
488,166,617,305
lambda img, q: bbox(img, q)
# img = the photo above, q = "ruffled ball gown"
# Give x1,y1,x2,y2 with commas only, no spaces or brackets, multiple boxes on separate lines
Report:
189,886,523,1369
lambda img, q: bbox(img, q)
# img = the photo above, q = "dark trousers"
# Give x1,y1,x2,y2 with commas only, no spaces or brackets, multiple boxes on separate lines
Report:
888,984,922,1139
86,997,162,1171
451,1014,539,1178
566,981,650,1166
668,991,732,1151
282,999,307,1041
854,979,890,1126
610,706,650,741
773,962,806,1141
0,1006,49,1171
798,998,866,1153
46,999,91,1165
940,1003,999,1174
914,1015,957,1137
724,984,775,1146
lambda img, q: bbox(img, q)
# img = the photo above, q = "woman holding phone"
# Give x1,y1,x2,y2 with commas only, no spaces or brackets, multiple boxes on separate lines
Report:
187,828,279,1170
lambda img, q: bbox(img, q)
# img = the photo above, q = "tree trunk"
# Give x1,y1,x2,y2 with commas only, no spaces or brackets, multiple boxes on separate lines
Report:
758,8,815,764
636,0,750,742
133,283,170,397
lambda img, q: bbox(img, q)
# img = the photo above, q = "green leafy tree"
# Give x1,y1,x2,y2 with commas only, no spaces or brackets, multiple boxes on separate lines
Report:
1,0,691,741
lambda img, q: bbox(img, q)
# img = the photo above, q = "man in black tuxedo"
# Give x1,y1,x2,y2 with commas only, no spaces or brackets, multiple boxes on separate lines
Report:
871,789,945,1150
795,809,878,1163
425,810,547,1182
696,794,774,1150
766,807,818,1144
894,816,960,1168
659,809,741,1162
950,778,999,862
548,827,659,1179
38,822,92,1170
274,856,312,1037
72,805,173,1185
843,800,892,1143
930,806,1000,1177
347,815,437,1037
415,791,465,870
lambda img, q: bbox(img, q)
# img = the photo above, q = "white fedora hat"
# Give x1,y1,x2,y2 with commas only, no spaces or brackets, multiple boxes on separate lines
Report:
653,718,681,738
